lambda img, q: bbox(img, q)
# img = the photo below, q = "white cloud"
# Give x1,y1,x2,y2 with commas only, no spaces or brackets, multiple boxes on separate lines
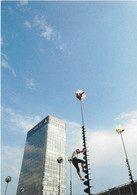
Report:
67,111,137,162
26,78,37,91
41,26,53,40
2,54,16,77
87,111,137,169
114,110,137,163
1,146,24,195
16,0,29,12
87,121,137,192
2,107,42,133
2,58,10,68
87,129,136,167
115,110,137,121
2,146,23,176
1,53,8,60
24,20,31,28
33,15,54,41
66,121,82,155
24,15,66,51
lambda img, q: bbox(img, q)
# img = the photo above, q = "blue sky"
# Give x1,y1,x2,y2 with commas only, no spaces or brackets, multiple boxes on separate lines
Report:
1,1,137,195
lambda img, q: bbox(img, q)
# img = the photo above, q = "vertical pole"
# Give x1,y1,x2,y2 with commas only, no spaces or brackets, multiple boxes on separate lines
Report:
120,133,128,159
80,101,91,195
120,133,136,195
57,157,63,195
76,90,91,194
4,183,8,195
4,176,12,195
80,100,84,127
70,161,72,195
58,163,61,195
68,158,72,195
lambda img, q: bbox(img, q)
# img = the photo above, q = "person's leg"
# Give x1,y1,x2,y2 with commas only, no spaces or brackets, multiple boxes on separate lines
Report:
76,165,84,180
72,158,84,180
81,162,85,172
77,172,84,181
76,158,85,172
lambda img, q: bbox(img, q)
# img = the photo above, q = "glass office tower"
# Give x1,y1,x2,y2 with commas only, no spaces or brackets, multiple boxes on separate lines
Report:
16,115,66,195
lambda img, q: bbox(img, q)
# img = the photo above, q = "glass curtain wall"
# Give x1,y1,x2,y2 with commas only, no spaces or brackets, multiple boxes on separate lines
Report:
16,116,66,195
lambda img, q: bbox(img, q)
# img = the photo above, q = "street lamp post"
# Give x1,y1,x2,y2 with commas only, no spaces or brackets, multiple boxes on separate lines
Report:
4,176,12,195
57,157,63,195
116,126,136,195
75,90,92,195
68,157,72,195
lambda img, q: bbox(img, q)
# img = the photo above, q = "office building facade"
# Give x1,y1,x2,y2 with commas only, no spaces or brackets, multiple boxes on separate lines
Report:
16,115,66,195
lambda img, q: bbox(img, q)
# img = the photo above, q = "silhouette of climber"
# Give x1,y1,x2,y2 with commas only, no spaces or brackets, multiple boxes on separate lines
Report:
72,148,87,181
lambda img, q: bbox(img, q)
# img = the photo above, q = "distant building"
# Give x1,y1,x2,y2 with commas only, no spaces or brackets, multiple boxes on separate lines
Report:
16,115,66,195
95,180,137,195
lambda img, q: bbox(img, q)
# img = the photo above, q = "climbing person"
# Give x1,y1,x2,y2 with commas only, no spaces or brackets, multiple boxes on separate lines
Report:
72,148,87,181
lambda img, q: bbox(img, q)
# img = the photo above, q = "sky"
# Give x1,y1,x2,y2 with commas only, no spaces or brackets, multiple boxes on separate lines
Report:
1,0,137,195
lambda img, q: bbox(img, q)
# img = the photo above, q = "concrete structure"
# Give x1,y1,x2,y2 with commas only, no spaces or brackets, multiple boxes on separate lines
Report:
95,180,137,195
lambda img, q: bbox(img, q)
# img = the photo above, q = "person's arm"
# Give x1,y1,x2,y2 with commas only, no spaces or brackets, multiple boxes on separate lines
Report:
76,148,87,153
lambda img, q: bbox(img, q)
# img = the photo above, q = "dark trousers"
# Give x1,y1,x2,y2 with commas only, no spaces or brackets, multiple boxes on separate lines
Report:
72,157,84,173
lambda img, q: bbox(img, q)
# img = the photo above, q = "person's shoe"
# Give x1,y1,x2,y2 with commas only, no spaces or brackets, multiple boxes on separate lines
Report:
80,177,84,181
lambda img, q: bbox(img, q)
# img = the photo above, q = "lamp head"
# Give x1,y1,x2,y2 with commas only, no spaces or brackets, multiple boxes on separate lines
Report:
116,126,125,134
68,157,72,162
57,157,63,163
5,176,12,183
